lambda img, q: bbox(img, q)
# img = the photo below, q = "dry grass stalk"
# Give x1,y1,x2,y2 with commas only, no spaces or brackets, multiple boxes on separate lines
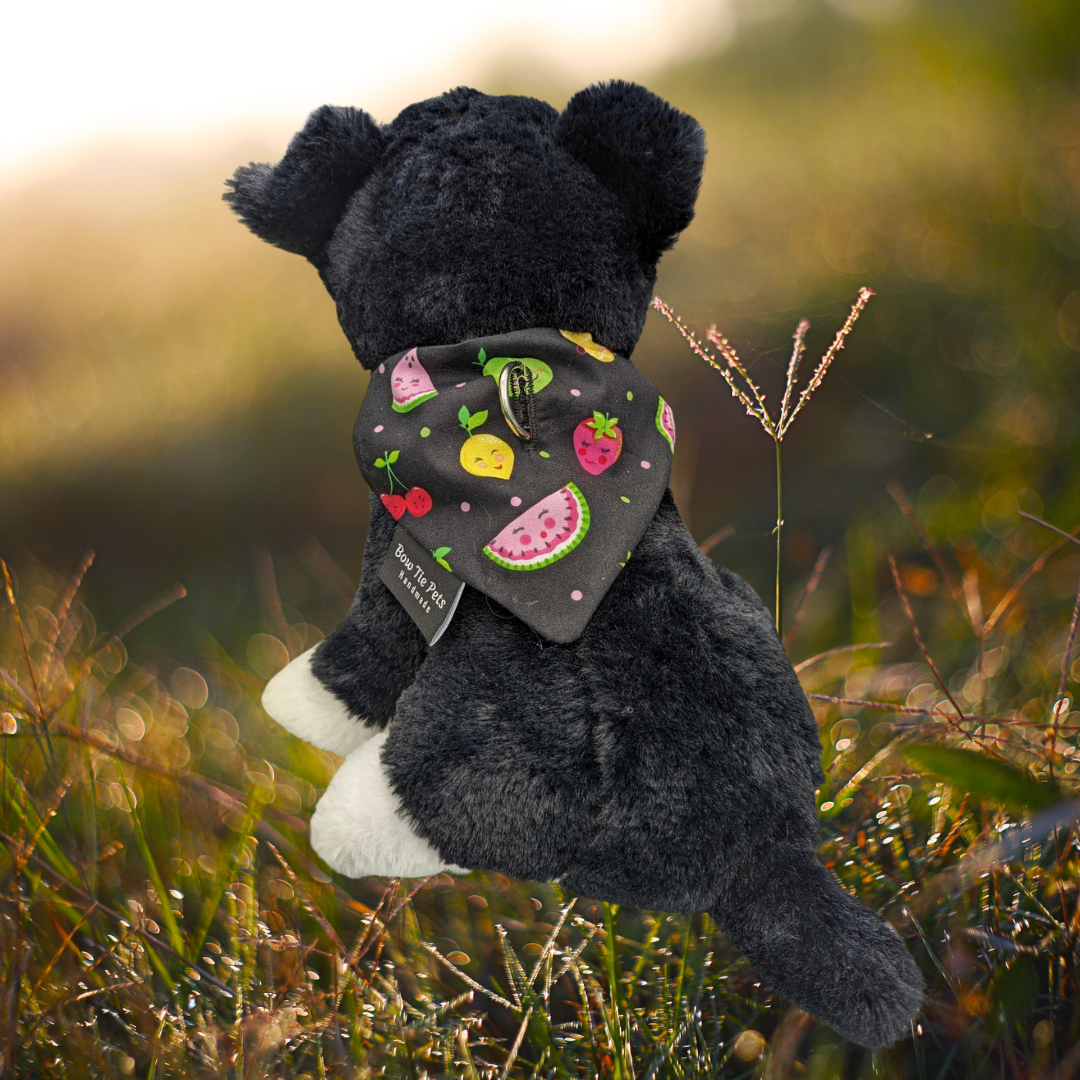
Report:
649,297,772,429
776,287,874,438
652,289,874,634
783,545,832,650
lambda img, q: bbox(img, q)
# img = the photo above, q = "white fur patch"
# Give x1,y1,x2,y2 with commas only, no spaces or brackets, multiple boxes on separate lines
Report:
262,645,377,757
310,730,469,878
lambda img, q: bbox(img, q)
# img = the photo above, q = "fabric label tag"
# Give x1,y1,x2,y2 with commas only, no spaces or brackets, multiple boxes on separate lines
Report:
379,524,465,646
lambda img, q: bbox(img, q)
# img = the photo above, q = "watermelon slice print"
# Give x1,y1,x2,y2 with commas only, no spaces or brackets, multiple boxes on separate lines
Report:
655,396,676,453
483,483,590,571
391,348,438,413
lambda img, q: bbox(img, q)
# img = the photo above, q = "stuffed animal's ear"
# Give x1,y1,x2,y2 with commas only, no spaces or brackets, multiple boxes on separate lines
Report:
225,105,385,261
555,81,705,261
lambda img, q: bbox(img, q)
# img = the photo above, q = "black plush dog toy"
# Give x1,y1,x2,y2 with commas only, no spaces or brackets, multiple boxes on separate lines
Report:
226,82,923,1047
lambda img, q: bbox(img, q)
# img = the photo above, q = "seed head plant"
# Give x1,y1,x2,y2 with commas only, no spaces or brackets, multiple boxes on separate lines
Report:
651,288,874,633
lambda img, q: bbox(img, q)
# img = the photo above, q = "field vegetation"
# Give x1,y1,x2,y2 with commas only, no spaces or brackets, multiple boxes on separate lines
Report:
3,470,1080,1076
3,0,1080,1075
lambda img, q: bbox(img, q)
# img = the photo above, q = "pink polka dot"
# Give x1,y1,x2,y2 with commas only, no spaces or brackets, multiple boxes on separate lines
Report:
460,502,471,512
571,589,583,602
520,533,532,546
374,424,384,433
456,381,467,388
378,364,385,374
570,388,582,397
511,496,522,507
640,460,651,469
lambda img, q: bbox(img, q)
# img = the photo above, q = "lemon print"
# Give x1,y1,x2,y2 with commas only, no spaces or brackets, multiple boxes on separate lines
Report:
461,432,514,479
458,405,514,479
560,329,615,363
478,349,553,392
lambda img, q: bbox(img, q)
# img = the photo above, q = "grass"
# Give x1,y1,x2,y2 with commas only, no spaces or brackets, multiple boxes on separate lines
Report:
651,288,874,633
1,3,1078,1074
2,456,1080,1078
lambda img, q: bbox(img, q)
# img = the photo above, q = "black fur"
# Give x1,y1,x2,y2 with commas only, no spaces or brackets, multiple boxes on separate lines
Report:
227,82,923,1047
555,81,706,262
225,105,385,260
309,493,426,728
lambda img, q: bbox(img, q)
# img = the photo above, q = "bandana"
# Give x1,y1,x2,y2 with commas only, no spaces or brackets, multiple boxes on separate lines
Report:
354,328,675,644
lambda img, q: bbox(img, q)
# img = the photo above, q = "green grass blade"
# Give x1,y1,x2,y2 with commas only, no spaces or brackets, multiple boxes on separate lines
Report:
0,757,79,882
904,744,1061,813
122,781,187,957
189,790,266,959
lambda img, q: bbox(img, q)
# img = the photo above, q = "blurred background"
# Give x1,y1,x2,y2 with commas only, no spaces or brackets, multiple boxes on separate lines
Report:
2,0,1079,666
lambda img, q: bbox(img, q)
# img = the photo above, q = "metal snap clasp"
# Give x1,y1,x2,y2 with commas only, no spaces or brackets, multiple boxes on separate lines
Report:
498,361,533,441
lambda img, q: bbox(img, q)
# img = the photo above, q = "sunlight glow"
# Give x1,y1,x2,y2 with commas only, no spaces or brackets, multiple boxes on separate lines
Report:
2,0,734,178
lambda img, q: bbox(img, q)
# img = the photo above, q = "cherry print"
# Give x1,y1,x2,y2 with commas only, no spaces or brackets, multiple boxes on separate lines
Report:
380,493,406,520
405,487,433,517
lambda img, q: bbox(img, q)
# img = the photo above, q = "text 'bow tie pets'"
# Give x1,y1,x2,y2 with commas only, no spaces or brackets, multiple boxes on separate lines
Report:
226,82,923,1047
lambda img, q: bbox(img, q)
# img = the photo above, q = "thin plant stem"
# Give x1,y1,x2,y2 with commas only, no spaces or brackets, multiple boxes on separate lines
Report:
778,287,874,439
775,438,783,635
698,524,735,556
794,640,892,672
1020,511,1080,549
705,324,773,426
649,298,773,430
887,480,967,621
779,320,810,431
982,521,1080,636
654,290,873,637
888,555,966,722
784,545,834,651
1049,571,1080,782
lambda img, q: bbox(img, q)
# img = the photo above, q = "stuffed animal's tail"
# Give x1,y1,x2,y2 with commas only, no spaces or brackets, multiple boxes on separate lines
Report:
710,849,923,1048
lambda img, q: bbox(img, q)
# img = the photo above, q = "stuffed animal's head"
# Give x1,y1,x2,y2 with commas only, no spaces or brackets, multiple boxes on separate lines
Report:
226,83,705,368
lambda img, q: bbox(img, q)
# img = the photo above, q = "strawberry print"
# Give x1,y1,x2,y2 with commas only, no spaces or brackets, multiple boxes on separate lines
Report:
574,412,623,476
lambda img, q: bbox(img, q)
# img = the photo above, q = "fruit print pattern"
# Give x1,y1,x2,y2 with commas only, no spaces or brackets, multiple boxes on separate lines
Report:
374,450,432,520
574,411,623,476
655,396,676,453
483,484,590,571
354,329,674,644
475,347,553,393
458,405,515,480
391,348,438,413
405,487,433,516
559,329,615,363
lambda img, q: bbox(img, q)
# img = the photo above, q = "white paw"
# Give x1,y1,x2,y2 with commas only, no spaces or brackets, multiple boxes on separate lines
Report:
310,731,469,878
262,645,377,757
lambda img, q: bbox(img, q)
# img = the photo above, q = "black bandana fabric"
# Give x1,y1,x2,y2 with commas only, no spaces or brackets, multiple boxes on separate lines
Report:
354,328,675,644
